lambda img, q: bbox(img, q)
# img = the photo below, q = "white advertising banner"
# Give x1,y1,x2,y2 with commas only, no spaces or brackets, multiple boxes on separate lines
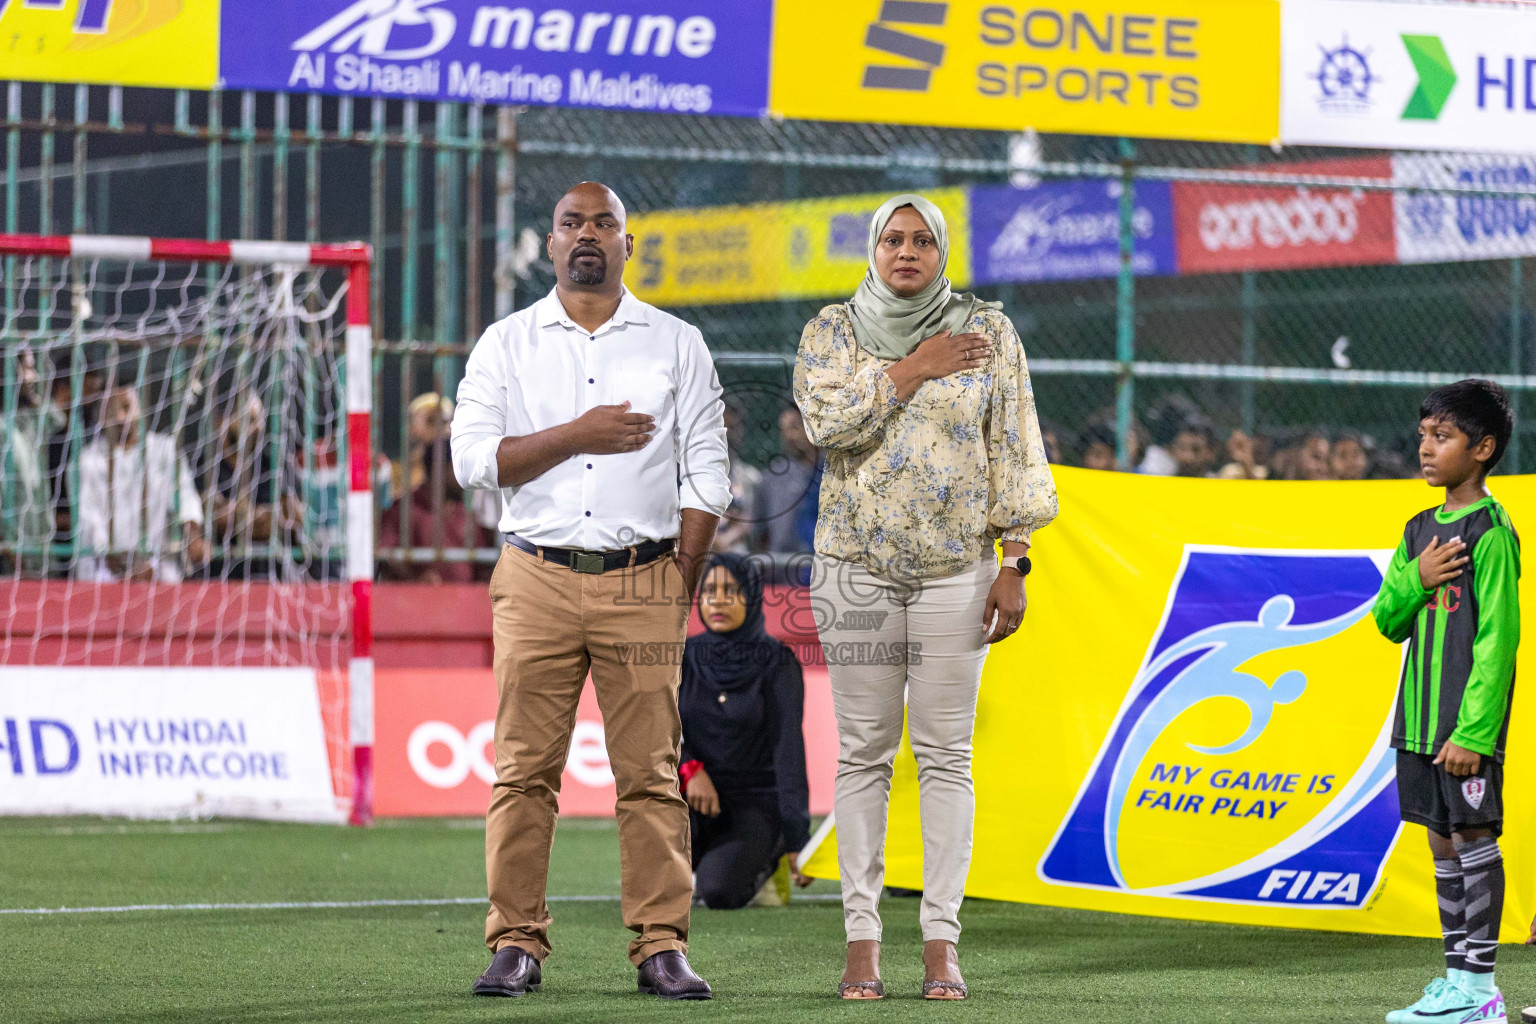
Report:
0,667,341,822
1393,153,1536,264
1282,0,1536,154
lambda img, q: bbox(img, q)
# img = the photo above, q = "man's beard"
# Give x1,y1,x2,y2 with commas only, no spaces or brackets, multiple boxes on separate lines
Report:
567,250,607,286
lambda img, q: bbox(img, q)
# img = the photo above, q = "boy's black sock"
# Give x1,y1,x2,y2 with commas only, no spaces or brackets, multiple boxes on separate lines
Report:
1434,856,1467,973
1457,836,1504,976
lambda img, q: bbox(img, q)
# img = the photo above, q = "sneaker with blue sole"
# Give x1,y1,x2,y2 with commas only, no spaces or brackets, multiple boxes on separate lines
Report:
1386,978,1476,1024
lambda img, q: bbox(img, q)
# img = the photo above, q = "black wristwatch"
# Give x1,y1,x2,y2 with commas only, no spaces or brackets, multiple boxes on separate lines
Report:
1000,555,1031,576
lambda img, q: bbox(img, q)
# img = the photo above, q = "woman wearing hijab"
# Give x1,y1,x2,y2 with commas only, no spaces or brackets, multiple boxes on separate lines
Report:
679,553,812,910
793,195,1057,1000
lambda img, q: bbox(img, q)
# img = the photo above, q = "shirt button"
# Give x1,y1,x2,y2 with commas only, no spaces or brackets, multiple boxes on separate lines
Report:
588,378,594,383
586,463,593,469
585,511,592,517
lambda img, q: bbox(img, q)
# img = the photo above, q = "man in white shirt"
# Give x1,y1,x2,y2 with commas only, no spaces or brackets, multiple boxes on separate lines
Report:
452,182,730,1001
75,385,207,583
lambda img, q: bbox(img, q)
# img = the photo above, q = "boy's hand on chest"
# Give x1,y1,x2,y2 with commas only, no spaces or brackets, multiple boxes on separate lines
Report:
1418,534,1469,591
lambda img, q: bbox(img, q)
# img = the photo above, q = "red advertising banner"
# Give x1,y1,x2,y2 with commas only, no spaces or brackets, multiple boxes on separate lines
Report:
1172,157,1396,274
375,663,838,818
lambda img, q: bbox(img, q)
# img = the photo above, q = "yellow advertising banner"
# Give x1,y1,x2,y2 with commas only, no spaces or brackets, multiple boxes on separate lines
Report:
803,468,1536,940
0,0,217,91
771,0,1280,145
626,187,970,308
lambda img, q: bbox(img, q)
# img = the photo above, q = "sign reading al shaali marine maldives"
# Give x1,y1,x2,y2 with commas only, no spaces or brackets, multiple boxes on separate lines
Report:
1040,548,1403,908
969,179,1176,285
0,667,341,822
218,0,773,116
1282,0,1536,154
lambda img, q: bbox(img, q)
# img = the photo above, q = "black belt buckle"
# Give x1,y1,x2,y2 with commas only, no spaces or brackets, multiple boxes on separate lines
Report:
573,552,605,574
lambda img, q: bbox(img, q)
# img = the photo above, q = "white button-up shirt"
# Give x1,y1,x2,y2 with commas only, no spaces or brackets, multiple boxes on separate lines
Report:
451,287,731,550
74,431,205,583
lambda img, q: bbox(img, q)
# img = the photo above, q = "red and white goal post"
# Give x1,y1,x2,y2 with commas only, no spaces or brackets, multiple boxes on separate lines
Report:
0,233,376,825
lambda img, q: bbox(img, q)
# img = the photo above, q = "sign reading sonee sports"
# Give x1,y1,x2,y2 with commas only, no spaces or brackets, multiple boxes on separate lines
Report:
770,0,1280,144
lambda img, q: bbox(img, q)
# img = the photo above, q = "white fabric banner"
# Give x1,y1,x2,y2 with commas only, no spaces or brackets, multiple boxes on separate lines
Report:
1393,153,1536,264
0,667,340,822
1281,0,1536,154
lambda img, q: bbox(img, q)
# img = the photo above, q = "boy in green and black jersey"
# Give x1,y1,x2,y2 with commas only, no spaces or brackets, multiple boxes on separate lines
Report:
1373,379,1520,1024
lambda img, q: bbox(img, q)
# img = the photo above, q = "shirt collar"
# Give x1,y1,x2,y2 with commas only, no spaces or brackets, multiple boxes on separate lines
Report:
535,287,652,332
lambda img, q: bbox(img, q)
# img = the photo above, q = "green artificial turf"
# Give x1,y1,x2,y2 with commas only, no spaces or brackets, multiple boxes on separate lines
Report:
2,816,1534,1023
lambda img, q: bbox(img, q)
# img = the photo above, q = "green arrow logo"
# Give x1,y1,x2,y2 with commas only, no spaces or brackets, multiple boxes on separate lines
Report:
1401,34,1456,120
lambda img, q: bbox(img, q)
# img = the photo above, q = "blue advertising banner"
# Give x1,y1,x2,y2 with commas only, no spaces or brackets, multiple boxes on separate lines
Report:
219,1,772,117
969,180,1177,286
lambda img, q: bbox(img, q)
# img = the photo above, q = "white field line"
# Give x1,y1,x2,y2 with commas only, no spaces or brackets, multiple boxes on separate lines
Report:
3,894,844,916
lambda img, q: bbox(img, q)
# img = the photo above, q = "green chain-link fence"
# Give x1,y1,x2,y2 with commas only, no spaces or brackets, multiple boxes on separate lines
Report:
3,83,1533,568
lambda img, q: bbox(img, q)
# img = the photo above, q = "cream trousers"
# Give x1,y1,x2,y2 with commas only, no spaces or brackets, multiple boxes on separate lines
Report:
810,552,996,944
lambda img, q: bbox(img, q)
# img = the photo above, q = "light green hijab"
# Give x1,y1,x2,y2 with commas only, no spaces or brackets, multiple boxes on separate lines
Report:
846,193,1001,361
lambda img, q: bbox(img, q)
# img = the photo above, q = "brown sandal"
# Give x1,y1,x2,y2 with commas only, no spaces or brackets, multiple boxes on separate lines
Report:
837,980,885,1000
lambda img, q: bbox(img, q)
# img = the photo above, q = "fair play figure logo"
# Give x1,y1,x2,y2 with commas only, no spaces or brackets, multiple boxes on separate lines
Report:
1039,547,1405,909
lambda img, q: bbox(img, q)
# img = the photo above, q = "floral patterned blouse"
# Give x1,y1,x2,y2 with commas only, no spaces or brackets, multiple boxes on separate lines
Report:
792,303,1058,581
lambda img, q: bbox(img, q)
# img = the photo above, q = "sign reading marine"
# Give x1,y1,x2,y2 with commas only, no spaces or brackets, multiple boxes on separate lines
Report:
220,0,774,116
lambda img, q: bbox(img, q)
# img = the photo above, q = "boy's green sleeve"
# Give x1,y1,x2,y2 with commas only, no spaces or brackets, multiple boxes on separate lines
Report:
1450,526,1521,756
1373,536,1429,644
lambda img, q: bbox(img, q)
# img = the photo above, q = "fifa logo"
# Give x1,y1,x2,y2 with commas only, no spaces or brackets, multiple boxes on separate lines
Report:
862,0,947,92
1039,547,1405,908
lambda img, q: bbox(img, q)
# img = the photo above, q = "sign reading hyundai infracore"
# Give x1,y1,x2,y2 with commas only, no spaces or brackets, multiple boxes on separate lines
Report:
0,667,340,822
771,0,1280,144
219,1,773,116
1282,0,1536,154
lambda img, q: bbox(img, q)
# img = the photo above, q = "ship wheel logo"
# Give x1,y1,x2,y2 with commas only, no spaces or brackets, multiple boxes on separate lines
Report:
1312,36,1378,113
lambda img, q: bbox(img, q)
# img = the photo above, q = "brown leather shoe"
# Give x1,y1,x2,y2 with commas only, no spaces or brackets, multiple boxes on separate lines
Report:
637,950,713,1000
472,946,541,997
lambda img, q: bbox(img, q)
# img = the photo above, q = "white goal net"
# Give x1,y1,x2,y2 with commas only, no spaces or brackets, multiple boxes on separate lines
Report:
0,235,373,823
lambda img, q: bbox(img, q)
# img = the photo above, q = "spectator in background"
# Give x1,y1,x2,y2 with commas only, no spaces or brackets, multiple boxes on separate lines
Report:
394,392,454,501
1079,422,1118,472
679,554,811,909
1217,429,1270,480
1139,394,1199,476
1330,430,1374,480
202,388,304,580
75,385,207,583
378,439,491,583
0,349,51,576
713,403,761,554
1373,431,1421,479
46,353,107,553
1170,416,1219,478
1039,419,1065,465
1288,430,1333,481
753,406,821,555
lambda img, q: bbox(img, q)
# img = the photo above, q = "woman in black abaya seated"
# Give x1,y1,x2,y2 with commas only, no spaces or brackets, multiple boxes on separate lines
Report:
680,552,813,909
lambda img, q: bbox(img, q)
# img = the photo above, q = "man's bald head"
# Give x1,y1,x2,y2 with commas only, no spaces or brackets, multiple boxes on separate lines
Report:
555,181,626,228
549,181,632,294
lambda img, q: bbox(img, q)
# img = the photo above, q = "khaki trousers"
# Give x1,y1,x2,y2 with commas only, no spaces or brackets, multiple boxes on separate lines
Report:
484,542,693,965
811,552,996,945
